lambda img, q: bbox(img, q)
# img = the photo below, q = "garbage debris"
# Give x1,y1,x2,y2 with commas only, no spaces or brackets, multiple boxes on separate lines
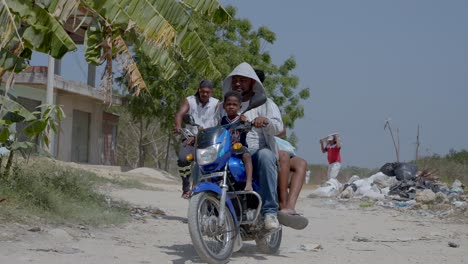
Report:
130,206,166,219
380,162,417,181
448,241,460,248
308,161,467,218
308,178,342,198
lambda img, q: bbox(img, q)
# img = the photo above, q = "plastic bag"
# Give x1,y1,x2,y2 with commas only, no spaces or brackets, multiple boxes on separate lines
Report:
394,163,417,181
380,163,396,176
380,162,417,181
275,136,296,156
308,179,342,198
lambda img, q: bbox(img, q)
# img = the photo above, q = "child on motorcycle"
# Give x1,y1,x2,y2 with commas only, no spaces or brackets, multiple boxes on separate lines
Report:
221,91,254,192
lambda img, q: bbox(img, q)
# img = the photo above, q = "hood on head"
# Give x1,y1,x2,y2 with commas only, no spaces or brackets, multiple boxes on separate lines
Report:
222,62,265,96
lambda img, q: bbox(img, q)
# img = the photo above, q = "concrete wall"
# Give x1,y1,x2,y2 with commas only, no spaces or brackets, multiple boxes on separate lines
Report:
56,93,103,164
2,69,119,165
1,84,59,156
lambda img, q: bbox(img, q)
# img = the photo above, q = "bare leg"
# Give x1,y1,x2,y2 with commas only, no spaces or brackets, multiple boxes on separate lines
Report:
277,151,291,211
282,156,307,213
242,152,253,190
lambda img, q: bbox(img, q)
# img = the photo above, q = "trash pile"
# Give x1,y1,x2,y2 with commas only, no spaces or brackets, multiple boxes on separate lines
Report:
308,162,467,214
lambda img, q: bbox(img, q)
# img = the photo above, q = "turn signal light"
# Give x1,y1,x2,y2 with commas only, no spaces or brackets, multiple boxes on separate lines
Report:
232,142,243,150
186,153,194,162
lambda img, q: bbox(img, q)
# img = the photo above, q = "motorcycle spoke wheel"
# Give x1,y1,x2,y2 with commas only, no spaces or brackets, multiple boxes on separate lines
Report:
188,192,236,264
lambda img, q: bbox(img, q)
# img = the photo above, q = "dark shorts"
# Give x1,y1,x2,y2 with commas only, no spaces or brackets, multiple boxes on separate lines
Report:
177,142,195,167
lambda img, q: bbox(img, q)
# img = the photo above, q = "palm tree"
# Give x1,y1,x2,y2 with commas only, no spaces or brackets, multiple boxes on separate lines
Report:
0,0,229,94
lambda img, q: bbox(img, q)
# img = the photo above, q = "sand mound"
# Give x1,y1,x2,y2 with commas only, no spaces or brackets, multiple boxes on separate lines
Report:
126,167,177,182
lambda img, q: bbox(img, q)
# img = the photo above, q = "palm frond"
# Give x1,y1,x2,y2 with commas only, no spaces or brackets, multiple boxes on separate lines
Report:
113,35,147,95
37,0,80,24
0,0,23,50
180,0,230,24
8,0,77,58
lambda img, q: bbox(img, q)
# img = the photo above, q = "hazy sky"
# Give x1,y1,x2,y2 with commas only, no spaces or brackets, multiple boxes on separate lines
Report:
31,1,468,169
220,0,468,168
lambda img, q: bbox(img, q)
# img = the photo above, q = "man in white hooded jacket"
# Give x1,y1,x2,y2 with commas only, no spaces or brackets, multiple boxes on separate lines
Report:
222,62,284,230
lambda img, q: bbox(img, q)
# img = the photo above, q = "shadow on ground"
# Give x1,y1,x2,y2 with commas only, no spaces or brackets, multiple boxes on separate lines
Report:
158,244,201,264
158,242,289,263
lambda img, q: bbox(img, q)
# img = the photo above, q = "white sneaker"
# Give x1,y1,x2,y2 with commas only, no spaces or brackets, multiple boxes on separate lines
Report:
264,214,280,230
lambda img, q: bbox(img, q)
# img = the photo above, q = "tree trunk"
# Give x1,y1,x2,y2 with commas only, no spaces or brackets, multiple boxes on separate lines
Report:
164,133,171,171
138,118,145,167
4,151,14,179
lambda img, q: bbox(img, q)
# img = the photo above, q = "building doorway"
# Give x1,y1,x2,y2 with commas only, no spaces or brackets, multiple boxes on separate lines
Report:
71,110,90,163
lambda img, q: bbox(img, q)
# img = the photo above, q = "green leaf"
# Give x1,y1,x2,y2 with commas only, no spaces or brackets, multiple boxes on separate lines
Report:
0,127,10,142
84,0,176,46
23,119,47,137
9,0,77,58
299,88,310,99
2,111,25,124
83,18,103,65
138,41,179,79
0,95,37,121
0,48,28,72
43,134,49,146
181,0,230,24
84,0,225,79
10,141,34,151
0,0,20,50
37,0,80,24
176,29,220,79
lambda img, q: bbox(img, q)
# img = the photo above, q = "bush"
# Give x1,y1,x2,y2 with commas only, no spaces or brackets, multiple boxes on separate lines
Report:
416,154,468,186
0,158,130,226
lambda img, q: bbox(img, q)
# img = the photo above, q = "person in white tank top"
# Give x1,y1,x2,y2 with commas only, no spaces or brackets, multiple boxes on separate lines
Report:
174,80,220,198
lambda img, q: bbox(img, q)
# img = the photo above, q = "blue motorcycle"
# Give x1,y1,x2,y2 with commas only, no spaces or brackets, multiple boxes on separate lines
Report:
186,94,282,264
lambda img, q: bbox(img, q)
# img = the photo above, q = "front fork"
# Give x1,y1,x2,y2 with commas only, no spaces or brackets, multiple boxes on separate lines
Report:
218,164,229,227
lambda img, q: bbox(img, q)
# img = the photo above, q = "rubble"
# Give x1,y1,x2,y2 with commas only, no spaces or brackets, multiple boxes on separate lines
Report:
308,163,467,218
416,189,436,204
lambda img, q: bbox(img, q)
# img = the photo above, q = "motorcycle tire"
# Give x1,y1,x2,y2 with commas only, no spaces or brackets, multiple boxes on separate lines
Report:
255,228,282,254
188,192,236,264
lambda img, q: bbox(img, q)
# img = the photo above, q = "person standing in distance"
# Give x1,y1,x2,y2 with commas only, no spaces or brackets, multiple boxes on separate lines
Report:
320,134,342,179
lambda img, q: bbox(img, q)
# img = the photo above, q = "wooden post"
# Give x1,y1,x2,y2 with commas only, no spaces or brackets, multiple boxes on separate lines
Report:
164,133,171,171
415,125,420,161
45,55,55,154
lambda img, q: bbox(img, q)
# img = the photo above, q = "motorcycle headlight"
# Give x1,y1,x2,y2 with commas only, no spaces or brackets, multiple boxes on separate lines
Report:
197,143,222,165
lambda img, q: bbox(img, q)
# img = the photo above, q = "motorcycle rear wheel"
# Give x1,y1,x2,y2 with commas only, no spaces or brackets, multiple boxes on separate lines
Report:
188,192,236,264
255,228,282,254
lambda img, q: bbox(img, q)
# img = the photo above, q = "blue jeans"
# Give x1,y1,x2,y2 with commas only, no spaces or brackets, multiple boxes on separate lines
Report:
251,148,278,215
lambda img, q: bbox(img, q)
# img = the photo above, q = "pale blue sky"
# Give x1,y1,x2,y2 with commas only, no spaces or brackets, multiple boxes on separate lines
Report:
31,1,468,169
220,0,468,168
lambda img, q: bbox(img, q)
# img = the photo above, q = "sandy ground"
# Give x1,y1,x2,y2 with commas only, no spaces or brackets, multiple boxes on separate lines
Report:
0,164,466,264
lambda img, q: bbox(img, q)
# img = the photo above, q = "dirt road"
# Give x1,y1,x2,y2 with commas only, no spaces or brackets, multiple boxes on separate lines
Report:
0,167,466,264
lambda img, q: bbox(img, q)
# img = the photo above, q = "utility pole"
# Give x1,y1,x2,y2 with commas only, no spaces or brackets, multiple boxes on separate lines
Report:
415,124,420,161
384,118,400,162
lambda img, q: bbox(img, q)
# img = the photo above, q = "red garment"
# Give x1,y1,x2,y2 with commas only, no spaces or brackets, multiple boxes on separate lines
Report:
326,144,341,164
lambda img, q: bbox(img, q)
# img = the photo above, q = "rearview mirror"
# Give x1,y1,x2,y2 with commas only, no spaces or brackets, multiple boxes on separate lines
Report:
183,114,198,126
241,91,267,114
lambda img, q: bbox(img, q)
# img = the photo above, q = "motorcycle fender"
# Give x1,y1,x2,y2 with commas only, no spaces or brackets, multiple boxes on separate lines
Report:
192,182,239,225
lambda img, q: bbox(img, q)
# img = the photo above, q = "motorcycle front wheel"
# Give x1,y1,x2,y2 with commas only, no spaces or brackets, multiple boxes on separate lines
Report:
188,192,236,264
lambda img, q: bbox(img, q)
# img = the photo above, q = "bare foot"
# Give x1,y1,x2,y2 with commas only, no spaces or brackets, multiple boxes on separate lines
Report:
279,208,297,215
